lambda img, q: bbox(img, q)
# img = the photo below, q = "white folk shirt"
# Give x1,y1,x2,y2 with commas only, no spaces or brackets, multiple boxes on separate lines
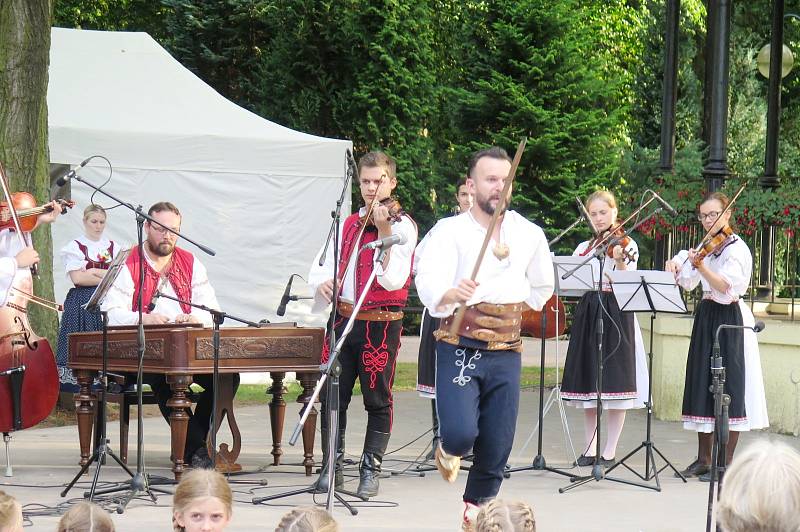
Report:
308,207,418,313
60,235,121,278
0,229,23,307
415,210,554,318
101,249,219,326
671,236,751,304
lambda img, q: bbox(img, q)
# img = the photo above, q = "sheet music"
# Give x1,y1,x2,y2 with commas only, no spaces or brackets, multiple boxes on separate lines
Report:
84,247,132,312
607,270,687,314
552,255,596,298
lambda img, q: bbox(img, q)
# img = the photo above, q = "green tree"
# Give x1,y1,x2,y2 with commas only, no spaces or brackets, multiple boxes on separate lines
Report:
0,0,58,341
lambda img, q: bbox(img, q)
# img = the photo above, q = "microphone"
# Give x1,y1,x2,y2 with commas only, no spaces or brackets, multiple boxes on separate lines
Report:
360,233,408,251
147,290,162,312
713,321,766,354
648,189,678,217
55,157,92,187
277,274,296,317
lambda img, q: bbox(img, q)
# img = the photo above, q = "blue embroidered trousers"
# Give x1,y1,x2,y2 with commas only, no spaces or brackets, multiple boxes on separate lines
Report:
435,339,521,503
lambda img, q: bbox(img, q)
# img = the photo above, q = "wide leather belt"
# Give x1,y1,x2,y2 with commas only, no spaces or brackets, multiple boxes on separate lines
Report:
435,302,523,351
337,302,404,322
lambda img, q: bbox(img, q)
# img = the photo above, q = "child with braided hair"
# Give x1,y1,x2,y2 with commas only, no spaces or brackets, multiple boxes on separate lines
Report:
0,490,22,532
273,507,338,532
475,499,536,532
57,502,115,532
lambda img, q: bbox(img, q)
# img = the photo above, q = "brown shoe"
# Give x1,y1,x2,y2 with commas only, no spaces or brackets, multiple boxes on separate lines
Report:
435,444,460,483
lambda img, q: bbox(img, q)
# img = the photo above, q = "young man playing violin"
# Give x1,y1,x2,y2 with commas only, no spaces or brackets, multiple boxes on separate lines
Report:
665,191,768,480
101,201,238,470
309,151,417,498
415,147,553,531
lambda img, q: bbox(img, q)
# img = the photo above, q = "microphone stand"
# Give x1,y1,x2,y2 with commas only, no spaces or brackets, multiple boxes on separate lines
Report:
559,215,657,493
706,333,729,532
149,292,262,468
253,150,370,515
705,322,763,532
63,172,215,512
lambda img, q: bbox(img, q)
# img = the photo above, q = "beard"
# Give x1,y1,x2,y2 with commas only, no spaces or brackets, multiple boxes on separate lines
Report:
476,194,499,216
147,239,175,257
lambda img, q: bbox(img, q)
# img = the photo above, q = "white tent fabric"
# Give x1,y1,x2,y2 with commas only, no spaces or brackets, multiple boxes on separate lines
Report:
48,27,351,329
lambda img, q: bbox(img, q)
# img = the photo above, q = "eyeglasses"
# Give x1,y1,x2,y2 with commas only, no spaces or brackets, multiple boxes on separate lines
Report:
697,211,721,222
148,223,180,235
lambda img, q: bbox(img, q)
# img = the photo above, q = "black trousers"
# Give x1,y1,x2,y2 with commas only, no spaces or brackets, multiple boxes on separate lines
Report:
321,317,402,436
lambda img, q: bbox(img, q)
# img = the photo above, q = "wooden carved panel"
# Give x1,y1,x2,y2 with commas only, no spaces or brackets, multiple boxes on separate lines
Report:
195,336,316,360
76,339,166,360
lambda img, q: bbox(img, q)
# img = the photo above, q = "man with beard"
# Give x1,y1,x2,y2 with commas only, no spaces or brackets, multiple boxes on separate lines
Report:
102,201,235,469
415,147,554,531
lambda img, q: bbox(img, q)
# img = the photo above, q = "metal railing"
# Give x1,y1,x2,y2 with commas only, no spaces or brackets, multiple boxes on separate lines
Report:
646,224,799,320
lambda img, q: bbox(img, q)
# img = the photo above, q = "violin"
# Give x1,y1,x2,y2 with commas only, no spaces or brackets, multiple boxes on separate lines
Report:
521,295,567,339
585,226,638,265
359,196,405,226
690,224,733,268
0,165,59,433
0,192,74,232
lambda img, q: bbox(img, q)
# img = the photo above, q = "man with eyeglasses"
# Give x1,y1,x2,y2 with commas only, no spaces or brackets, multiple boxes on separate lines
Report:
102,201,236,469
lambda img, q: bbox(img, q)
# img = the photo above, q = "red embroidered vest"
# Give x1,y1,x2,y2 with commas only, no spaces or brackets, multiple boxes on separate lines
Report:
125,246,195,314
337,212,412,309
75,240,115,270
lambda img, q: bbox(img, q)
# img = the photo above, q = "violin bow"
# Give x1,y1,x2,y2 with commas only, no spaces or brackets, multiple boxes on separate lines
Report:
335,173,387,294
449,138,527,335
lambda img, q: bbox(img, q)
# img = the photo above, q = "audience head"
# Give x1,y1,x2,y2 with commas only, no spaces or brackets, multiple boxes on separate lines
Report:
57,502,114,532
475,499,536,532
0,491,22,532
274,506,338,532
173,469,233,532
717,439,800,532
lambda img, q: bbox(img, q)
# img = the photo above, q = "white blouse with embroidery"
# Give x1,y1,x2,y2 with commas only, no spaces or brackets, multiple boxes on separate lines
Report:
59,235,119,278
671,236,751,304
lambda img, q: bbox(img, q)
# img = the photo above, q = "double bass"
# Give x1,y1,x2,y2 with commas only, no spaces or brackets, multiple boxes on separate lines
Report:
0,164,59,432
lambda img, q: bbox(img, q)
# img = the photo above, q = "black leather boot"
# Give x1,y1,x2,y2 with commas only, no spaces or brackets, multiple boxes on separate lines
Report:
356,430,390,498
314,426,345,493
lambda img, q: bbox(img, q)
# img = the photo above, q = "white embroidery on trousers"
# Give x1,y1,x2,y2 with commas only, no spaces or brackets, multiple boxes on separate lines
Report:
453,348,482,386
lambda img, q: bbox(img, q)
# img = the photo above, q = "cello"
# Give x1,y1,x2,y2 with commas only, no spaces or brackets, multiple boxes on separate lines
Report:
0,163,59,432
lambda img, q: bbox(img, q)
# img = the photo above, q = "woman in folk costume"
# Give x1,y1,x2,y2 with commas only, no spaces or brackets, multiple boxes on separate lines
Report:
561,190,648,467
56,204,120,392
665,191,768,480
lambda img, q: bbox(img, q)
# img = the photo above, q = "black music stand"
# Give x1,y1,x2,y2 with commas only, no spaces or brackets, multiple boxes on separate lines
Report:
60,248,148,500
508,256,587,478
603,269,687,490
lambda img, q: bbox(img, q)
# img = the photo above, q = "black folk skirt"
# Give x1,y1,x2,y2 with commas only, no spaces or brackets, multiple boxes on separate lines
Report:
416,310,439,396
562,291,637,403
681,299,746,426
56,286,103,392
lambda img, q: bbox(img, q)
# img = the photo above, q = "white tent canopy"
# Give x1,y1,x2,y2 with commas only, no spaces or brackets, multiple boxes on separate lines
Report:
48,27,351,328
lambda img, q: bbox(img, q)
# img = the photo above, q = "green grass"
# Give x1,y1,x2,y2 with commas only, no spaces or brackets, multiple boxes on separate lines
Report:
44,363,561,426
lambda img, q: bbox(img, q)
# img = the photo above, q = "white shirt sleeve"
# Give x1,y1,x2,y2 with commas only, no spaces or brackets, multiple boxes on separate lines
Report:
189,259,218,326
524,229,555,311
375,216,417,291
101,267,139,325
415,220,460,318
672,249,701,291
60,239,86,276
716,246,752,299
308,236,336,314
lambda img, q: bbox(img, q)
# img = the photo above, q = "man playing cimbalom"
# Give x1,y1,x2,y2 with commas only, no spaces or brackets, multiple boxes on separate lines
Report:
102,201,237,469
